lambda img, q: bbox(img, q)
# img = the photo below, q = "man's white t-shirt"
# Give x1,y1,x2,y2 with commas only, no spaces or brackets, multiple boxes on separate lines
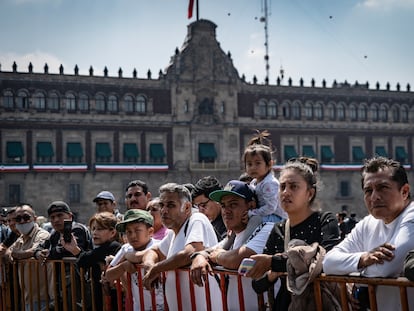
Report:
226,222,273,311
323,201,414,311
156,212,221,311
110,239,162,311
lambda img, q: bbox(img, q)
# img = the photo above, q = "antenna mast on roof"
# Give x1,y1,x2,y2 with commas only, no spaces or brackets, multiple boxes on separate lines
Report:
260,0,271,84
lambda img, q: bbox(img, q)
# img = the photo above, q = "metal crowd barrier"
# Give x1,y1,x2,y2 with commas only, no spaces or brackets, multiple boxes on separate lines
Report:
314,274,414,311
0,257,100,311
3,258,414,311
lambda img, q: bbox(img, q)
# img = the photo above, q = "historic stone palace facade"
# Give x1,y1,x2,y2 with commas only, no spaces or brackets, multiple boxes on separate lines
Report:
1,19,413,221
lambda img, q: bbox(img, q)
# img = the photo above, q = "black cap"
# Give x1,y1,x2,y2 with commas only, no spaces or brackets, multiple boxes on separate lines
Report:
47,201,71,216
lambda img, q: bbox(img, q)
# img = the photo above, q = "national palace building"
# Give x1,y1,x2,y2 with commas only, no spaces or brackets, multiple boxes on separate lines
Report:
1,19,413,222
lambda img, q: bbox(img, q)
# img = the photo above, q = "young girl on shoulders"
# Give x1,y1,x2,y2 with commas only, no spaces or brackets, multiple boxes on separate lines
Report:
243,130,287,223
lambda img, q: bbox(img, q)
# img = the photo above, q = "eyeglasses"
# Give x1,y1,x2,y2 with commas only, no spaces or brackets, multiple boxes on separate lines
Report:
15,214,32,223
195,199,210,209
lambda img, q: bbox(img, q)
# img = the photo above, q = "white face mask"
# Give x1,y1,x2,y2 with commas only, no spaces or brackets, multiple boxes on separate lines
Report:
16,221,35,235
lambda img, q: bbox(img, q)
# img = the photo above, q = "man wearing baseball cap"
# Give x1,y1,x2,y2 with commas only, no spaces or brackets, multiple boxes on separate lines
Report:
93,190,123,221
190,180,273,310
37,201,92,260
35,201,92,310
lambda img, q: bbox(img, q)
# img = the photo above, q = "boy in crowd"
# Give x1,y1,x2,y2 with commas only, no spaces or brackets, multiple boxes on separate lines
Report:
105,209,162,310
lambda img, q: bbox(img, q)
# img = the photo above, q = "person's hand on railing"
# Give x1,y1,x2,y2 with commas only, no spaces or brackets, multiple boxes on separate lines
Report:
245,254,272,279
35,248,49,265
358,242,395,269
190,253,213,287
142,263,161,290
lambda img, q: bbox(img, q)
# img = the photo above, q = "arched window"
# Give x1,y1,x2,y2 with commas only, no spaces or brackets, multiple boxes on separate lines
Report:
327,102,335,120
66,93,76,111
337,103,345,121
282,100,290,119
48,92,59,110
79,93,89,111
258,99,267,118
3,90,14,109
371,104,379,122
304,101,313,120
314,102,323,120
292,101,301,120
401,106,408,123
268,100,277,118
136,95,146,113
124,95,134,112
391,105,400,122
379,104,388,122
33,92,46,110
358,104,367,121
349,104,357,121
16,90,29,110
95,94,106,112
108,95,118,112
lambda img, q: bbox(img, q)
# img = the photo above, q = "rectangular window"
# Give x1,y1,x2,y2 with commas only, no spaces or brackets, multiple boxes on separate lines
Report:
352,146,365,163
67,142,83,163
96,142,112,163
6,141,24,163
69,183,81,203
149,143,166,163
284,145,298,162
123,143,139,163
8,184,21,205
302,145,315,158
375,146,388,157
340,181,350,197
321,146,334,163
36,141,54,163
198,143,217,163
395,146,407,164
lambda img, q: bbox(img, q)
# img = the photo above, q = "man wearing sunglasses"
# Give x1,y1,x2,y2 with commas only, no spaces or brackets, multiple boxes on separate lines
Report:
192,176,227,241
6,203,50,310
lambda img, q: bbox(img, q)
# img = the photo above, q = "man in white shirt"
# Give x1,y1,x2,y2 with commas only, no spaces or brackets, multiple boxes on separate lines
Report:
190,180,273,311
131,183,220,311
323,156,414,311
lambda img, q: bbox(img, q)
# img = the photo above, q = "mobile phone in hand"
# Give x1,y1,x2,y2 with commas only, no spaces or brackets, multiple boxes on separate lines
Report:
238,258,256,276
63,219,73,243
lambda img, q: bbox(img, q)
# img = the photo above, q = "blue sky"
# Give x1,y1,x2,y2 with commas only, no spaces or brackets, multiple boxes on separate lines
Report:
0,0,413,89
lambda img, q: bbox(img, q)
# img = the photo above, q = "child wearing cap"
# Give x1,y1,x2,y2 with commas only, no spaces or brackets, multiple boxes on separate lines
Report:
105,209,162,311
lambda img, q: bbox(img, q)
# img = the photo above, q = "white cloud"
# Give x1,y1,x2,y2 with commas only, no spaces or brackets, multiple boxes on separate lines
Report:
0,51,64,73
358,0,414,9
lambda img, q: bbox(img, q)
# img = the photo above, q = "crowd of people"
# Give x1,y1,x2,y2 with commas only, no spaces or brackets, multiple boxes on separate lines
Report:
1,131,414,311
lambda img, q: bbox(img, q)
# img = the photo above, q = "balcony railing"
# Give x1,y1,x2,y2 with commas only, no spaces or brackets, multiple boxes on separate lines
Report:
189,161,229,171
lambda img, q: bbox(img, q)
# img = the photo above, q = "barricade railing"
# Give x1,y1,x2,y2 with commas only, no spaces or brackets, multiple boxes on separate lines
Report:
3,257,414,311
121,264,268,311
314,273,414,311
0,257,99,311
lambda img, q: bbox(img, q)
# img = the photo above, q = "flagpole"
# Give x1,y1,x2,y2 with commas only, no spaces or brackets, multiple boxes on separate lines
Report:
196,0,199,21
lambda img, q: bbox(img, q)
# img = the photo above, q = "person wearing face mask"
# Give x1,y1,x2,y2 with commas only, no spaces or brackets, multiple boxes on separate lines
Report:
6,203,50,311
